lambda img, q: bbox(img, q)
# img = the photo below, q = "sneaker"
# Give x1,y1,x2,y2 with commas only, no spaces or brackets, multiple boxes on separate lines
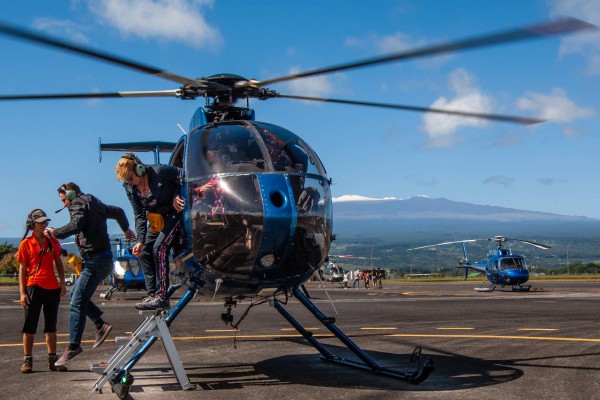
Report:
20,356,32,373
92,323,113,349
140,294,155,303
54,346,82,367
48,354,67,372
135,296,168,310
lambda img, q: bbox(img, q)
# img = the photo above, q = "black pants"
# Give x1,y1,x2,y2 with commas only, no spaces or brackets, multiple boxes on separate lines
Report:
138,213,181,299
22,285,61,334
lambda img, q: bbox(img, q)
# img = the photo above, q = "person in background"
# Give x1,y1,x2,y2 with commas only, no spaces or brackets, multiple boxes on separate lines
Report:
114,153,185,310
353,269,361,289
46,182,135,367
18,209,66,373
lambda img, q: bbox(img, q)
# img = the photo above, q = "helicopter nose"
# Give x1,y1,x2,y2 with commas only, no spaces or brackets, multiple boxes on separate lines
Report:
257,175,296,268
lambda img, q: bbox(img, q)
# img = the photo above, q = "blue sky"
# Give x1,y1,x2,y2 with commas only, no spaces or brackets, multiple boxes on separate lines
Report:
1,0,599,237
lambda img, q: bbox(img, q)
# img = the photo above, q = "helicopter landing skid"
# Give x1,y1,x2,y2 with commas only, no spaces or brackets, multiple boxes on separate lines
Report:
512,284,531,292
474,281,496,292
272,286,435,384
100,286,117,300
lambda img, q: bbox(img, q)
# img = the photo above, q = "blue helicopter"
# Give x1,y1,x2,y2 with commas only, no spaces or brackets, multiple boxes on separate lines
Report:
0,17,591,397
101,238,146,300
408,236,551,291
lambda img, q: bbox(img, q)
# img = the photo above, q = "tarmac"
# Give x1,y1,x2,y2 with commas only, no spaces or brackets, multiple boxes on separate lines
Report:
2,279,600,399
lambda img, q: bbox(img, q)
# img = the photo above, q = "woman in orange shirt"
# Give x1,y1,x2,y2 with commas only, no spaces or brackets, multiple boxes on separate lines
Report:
17,209,66,373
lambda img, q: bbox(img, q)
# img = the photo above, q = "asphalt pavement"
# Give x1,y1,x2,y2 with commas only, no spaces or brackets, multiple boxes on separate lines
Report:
2,280,600,400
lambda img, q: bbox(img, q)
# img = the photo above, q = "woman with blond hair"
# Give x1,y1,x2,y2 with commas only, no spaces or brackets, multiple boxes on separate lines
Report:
115,153,184,310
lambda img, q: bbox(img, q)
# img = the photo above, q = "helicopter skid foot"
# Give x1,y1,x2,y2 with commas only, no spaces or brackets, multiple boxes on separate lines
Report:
474,281,495,292
100,287,117,300
320,350,435,384
275,286,434,385
512,285,531,292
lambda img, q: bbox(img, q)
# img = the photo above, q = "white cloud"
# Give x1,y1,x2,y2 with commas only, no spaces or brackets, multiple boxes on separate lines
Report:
403,174,439,187
345,31,429,56
421,68,493,148
373,32,418,54
538,177,566,185
484,175,514,188
516,88,595,122
285,67,336,98
548,0,600,74
89,0,222,49
32,18,90,43
562,126,587,137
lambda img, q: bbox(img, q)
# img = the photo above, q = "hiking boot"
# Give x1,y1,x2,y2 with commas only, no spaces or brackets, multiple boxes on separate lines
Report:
20,356,32,373
92,323,113,349
135,296,168,310
48,354,67,372
54,346,82,367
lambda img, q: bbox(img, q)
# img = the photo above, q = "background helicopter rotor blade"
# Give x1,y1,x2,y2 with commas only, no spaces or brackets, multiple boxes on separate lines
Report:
0,21,204,87
0,89,182,101
256,17,596,87
505,238,552,250
331,254,380,260
276,94,544,125
408,239,479,251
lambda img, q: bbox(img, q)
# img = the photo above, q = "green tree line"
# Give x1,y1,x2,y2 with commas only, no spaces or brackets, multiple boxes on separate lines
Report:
0,242,18,274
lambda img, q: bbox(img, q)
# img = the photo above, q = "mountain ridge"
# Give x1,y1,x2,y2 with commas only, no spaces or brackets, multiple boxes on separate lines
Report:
332,196,594,222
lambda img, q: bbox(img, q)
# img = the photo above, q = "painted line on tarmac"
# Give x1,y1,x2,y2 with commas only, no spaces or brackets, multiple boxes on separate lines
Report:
360,327,398,331
518,328,559,331
436,327,475,330
3,331,599,347
386,333,600,342
281,327,320,331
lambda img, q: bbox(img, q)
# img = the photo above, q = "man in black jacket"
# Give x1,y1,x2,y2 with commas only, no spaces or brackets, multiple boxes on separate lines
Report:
46,182,135,366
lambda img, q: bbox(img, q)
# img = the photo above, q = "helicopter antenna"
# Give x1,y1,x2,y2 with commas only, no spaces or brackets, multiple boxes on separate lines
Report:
314,265,339,315
176,124,187,135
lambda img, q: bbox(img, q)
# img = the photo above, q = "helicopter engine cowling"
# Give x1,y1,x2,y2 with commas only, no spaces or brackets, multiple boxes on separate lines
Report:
179,120,333,297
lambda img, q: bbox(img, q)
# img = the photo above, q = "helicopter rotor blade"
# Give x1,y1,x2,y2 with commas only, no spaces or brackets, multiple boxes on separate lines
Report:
0,89,182,101
276,94,544,125
0,21,204,87
256,17,596,87
331,255,380,260
506,238,552,250
408,239,479,251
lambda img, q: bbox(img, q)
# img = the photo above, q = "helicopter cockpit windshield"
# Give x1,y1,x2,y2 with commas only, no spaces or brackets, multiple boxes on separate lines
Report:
184,121,333,290
499,257,527,271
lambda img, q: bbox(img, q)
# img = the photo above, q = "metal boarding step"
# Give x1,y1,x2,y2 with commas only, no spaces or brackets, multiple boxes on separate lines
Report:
91,309,195,394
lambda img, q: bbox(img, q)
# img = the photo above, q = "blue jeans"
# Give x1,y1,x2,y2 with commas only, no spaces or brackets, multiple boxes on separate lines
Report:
69,253,113,346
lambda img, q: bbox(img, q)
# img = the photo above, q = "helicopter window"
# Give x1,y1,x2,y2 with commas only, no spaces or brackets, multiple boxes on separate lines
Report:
169,139,185,168
290,175,331,216
186,123,266,179
253,123,325,175
499,257,526,271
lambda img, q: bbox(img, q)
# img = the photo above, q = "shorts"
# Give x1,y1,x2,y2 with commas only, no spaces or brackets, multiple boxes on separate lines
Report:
22,285,61,334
